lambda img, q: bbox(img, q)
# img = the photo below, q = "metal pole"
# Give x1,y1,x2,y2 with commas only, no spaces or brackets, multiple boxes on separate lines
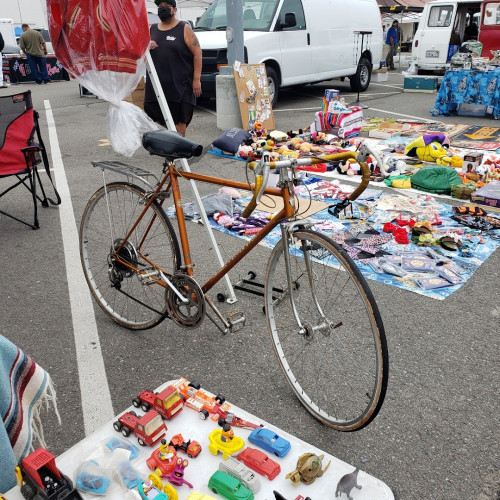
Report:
145,51,237,303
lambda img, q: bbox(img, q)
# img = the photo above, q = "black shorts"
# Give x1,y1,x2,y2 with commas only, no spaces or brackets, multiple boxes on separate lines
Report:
144,100,194,127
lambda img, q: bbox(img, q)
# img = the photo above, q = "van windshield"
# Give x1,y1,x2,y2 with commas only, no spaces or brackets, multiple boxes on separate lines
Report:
194,0,279,31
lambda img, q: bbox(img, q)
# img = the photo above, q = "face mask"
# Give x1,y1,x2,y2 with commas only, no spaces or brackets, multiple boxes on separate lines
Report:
158,7,173,21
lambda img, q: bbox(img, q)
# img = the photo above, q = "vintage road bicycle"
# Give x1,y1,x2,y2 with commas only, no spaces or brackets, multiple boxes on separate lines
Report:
79,130,389,431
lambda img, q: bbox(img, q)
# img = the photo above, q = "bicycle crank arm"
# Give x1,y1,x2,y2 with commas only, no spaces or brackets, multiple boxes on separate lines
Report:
159,270,190,304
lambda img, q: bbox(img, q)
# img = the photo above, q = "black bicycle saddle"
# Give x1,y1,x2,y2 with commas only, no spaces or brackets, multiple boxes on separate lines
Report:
142,130,203,160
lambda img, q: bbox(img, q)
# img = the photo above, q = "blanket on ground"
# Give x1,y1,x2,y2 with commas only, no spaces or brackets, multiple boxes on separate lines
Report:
0,335,59,493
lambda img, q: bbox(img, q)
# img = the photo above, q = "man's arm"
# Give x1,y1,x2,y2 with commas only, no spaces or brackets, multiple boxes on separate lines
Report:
184,23,202,97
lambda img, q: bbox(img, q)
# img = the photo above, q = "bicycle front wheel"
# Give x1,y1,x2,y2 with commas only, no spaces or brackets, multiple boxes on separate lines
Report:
265,229,388,431
80,182,181,330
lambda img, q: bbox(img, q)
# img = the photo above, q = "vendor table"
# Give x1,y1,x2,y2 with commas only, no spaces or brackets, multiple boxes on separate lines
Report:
6,379,394,500
3,55,70,84
432,68,500,119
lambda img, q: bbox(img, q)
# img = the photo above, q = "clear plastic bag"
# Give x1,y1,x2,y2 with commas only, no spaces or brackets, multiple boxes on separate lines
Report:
47,0,159,156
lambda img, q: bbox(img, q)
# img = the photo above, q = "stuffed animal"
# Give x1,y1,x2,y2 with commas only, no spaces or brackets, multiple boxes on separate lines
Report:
405,134,463,168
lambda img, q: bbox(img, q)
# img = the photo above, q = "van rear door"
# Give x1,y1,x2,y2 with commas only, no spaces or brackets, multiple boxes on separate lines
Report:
414,3,456,66
275,0,312,84
479,1,500,57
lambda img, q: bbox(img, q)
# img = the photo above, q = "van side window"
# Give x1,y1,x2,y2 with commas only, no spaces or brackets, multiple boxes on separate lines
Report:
428,5,454,27
278,0,306,30
483,2,500,25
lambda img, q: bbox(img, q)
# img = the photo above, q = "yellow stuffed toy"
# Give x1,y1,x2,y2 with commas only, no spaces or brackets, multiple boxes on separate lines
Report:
405,134,463,168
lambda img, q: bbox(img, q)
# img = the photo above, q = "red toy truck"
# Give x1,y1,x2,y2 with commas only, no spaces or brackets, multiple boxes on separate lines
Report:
132,385,184,420
15,447,83,499
113,409,167,447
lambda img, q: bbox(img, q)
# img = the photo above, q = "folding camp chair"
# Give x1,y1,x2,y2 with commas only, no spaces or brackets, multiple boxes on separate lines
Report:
0,90,60,229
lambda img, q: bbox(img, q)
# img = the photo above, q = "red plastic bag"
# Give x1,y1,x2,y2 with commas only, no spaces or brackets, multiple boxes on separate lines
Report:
47,0,158,156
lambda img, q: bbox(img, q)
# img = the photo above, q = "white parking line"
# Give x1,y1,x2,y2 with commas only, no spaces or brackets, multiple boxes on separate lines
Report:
44,100,115,435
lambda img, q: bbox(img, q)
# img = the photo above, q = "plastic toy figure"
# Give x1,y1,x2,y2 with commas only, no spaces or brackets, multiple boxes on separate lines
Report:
146,445,177,476
286,452,331,485
335,465,362,500
207,428,245,460
159,439,175,461
137,475,178,500
164,457,193,488
220,422,234,443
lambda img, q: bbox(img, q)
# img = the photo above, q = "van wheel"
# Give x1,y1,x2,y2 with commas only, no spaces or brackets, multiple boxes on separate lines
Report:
266,66,279,107
350,57,371,92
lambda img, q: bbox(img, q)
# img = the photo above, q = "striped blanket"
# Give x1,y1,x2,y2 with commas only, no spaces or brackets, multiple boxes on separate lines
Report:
0,335,59,493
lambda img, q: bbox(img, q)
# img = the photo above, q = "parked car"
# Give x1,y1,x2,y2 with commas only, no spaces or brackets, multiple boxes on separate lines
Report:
194,0,383,105
2,44,20,55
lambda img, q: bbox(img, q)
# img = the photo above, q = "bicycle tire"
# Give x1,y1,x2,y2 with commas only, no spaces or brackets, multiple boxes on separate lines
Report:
80,182,181,330
265,229,388,431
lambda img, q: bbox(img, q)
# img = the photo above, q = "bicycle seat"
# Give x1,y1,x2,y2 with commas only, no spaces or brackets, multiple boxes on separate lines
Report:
142,130,203,160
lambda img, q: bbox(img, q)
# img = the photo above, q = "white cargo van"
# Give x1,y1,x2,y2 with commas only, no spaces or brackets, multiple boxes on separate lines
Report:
194,0,383,105
0,18,17,48
411,0,500,73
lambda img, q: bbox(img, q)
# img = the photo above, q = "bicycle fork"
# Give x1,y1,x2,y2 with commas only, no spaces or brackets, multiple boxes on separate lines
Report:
280,223,331,339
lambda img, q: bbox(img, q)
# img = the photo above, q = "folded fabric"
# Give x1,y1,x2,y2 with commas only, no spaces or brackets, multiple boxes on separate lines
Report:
0,335,60,493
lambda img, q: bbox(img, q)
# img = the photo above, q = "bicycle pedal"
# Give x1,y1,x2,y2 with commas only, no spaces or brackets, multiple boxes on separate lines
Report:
228,311,246,331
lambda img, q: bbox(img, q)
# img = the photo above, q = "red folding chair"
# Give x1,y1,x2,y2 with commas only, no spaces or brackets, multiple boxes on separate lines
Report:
0,90,60,229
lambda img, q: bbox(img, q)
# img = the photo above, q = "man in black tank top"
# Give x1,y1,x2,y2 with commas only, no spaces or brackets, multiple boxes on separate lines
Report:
144,0,202,136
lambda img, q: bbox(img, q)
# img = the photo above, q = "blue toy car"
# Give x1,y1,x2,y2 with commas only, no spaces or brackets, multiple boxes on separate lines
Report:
248,428,291,457
105,436,139,459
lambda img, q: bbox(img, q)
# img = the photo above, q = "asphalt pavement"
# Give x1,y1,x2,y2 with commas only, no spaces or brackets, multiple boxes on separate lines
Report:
0,70,499,499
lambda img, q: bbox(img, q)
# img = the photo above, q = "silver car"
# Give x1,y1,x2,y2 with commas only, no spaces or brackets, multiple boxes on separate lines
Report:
218,456,261,493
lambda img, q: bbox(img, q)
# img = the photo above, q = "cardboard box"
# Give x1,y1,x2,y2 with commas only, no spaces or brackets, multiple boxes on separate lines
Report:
403,76,439,93
124,77,145,109
470,180,500,208
371,69,388,82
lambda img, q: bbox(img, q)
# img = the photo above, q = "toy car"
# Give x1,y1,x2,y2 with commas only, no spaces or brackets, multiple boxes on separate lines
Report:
169,433,202,458
208,470,254,500
15,447,84,499
146,446,177,475
218,456,261,493
237,447,281,481
172,378,261,429
172,378,228,419
137,476,178,500
248,428,291,457
208,428,245,460
113,409,167,447
105,436,139,459
132,386,184,420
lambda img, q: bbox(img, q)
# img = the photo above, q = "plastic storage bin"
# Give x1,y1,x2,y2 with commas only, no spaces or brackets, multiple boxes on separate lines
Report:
456,103,487,117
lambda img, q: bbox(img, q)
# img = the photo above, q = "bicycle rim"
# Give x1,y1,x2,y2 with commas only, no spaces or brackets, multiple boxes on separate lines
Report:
80,182,181,330
265,229,388,431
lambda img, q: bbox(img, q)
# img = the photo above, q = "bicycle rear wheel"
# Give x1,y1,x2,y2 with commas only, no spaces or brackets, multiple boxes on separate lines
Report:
80,182,181,330
265,229,388,431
